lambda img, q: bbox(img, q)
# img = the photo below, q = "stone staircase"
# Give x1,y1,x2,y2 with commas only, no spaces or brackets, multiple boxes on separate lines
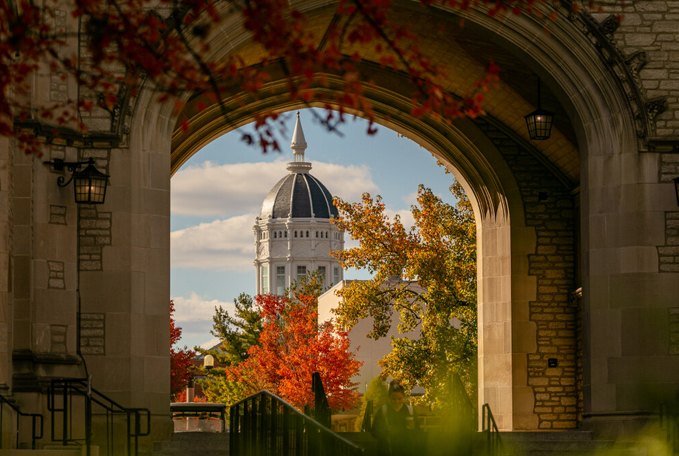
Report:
149,430,650,456
152,433,229,456
497,431,642,456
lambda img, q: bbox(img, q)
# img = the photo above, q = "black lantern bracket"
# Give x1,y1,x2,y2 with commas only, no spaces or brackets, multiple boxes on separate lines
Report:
673,176,679,207
43,157,93,187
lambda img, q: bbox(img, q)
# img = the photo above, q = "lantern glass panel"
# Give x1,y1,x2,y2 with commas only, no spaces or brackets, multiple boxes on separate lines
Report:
74,175,108,204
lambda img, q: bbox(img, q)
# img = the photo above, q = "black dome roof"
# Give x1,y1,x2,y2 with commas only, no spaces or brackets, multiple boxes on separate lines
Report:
260,172,339,219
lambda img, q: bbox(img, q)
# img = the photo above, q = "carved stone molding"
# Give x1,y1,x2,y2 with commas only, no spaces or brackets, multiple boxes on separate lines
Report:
598,14,620,40
625,51,648,90
645,97,668,123
557,0,664,150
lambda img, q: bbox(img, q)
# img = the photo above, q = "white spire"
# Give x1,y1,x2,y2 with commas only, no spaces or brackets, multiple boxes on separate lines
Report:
286,112,312,173
290,112,308,155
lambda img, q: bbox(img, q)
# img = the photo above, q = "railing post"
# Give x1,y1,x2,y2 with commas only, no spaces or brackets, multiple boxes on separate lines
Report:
31,415,36,449
62,382,68,446
250,397,257,456
126,411,132,456
135,410,141,456
282,406,289,454
230,404,238,456
85,393,92,456
270,399,277,455
295,413,303,456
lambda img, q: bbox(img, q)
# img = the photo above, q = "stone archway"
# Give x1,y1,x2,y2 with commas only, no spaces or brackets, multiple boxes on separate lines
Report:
8,0,679,450
132,2,637,431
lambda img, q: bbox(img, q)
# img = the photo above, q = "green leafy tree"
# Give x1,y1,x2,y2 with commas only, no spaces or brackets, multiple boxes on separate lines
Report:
331,182,477,409
354,376,389,431
199,293,263,366
287,269,326,299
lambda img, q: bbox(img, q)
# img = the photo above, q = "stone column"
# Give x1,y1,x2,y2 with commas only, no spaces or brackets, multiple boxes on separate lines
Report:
0,137,13,390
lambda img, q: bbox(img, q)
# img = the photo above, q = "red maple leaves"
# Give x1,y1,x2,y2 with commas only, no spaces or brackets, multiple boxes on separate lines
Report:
1,0,611,155
225,293,362,411
170,299,196,400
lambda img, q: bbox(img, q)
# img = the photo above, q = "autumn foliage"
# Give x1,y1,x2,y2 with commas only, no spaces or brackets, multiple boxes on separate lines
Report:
203,291,361,411
331,182,477,408
0,0,613,155
170,299,196,400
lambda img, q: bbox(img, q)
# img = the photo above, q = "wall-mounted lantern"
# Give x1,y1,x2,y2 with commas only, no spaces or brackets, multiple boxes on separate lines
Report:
673,176,679,206
44,157,109,204
524,77,555,140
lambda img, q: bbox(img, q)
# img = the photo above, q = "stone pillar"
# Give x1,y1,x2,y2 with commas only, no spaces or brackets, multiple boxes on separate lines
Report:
0,137,13,389
77,139,172,446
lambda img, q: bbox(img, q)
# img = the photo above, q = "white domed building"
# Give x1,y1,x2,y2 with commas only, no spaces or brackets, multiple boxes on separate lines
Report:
253,114,345,295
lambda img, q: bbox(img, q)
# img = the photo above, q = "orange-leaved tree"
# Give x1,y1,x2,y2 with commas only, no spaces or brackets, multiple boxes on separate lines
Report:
236,293,362,410
1,0,616,155
203,273,362,411
170,299,196,400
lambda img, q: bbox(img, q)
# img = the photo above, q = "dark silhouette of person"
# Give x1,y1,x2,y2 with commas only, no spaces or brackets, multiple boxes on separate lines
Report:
371,380,422,456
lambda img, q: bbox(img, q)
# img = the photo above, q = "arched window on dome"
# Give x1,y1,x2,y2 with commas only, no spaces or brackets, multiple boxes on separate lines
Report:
284,231,287,238
295,231,297,237
274,232,277,238
315,231,318,238
326,231,328,238
306,231,309,237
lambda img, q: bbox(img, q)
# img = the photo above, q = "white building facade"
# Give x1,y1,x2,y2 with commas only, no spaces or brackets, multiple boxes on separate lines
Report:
253,114,344,295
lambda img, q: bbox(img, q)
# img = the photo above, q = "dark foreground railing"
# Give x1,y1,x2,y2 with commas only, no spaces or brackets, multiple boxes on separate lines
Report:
0,393,43,449
481,403,503,456
48,378,151,456
230,390,363,456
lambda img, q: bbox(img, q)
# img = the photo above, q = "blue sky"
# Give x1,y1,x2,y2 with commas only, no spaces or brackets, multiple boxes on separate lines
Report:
170,108,458,349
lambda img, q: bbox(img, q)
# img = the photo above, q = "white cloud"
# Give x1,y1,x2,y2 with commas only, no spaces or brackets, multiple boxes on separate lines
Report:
172,292,235,322
402,191,419,207
385,208,415,230
199,337,221,350
171,160,378,218
171,214,257,270
172,293,236,349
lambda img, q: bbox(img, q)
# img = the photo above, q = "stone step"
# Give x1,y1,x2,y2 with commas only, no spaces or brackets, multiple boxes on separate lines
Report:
170,432,229,442
151,432,229,456
498,431,595,441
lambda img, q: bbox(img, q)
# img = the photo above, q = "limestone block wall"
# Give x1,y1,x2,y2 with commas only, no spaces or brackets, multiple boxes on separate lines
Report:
603,0,679,137
658,153,679,271
476,119,579,430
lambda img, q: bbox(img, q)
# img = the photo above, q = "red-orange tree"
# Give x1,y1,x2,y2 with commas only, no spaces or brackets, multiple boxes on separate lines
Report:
170,299,196,400
203,288,362,411
0,0,614,155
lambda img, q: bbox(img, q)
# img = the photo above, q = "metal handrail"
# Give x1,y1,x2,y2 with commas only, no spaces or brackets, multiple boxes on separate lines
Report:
230,390,363,456
482,403,503,456
0,393,44,449
47,378,151,456
312,372,332,428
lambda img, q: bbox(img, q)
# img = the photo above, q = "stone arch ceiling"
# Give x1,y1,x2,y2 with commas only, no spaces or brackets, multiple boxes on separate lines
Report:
176,5,580,184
